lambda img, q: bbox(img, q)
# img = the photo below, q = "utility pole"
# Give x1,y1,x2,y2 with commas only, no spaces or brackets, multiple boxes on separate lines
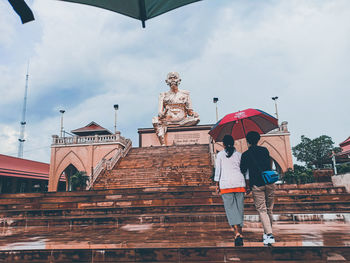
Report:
113,104,119,133
18,63,29,158
213,98,219,122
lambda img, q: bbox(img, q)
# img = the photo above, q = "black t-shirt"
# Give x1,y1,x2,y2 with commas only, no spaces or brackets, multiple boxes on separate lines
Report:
240,145,271,187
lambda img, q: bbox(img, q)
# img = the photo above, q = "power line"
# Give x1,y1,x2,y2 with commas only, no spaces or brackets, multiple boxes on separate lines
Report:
3,145,50,156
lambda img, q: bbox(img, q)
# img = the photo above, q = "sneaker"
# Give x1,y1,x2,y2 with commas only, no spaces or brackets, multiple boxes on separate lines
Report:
263,234,269,245
234,235,244,247
263,234,275,246
267,234,275,244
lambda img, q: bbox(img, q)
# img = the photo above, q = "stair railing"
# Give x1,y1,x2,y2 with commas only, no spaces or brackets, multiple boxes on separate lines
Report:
107,139,132,170
88,139,132,190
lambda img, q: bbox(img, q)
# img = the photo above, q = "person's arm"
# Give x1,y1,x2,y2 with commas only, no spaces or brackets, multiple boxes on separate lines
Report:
158,92,166,118
240,152,248,174
264,147,272,170
245,170,251,194
240,153,251,193
184,91,195,116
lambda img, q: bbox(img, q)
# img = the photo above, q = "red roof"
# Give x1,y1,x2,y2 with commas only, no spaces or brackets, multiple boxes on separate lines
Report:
340,136,350,147
71,121,113,136
0,154,50,180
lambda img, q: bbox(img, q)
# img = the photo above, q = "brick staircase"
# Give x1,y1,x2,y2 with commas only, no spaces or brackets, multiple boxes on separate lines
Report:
0,144,350,262
0,183,350,262
92,145,213,190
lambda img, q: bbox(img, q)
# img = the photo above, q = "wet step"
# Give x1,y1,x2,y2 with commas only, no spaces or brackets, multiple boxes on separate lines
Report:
1,221,350,262
2,247,350,263
0,185,347,207
1,212,350,227
1,201,350,227
2,221,350,249
0,183,346,199
1,201,350,217
0,193,350,211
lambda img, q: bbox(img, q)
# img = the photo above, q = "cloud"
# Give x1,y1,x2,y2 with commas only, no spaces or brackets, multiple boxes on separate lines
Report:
0,125,19,155
0,0,349,163
183,0,350,145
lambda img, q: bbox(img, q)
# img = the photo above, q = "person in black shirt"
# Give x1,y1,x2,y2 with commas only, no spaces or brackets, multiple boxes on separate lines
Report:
240,131,276,246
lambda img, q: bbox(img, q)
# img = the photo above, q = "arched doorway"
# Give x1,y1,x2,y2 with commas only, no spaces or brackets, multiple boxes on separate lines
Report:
60,164,78,191
57,172,67,192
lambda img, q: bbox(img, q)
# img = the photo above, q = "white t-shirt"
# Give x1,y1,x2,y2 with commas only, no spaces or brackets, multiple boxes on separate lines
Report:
214,150,246,189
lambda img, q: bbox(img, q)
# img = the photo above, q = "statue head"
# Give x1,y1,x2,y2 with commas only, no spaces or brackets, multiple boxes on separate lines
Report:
165,72,181,87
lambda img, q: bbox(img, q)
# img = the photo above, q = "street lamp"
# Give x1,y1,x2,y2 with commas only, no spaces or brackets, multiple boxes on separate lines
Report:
332,151,337,175
59,110,65,137
213,97,219,122
113,104,119,134
271,96,279,123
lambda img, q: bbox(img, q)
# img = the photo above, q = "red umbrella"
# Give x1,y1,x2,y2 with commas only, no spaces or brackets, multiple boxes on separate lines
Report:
209,108,278,142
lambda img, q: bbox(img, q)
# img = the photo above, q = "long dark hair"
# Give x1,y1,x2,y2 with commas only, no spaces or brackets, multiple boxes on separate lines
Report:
223,135,235,158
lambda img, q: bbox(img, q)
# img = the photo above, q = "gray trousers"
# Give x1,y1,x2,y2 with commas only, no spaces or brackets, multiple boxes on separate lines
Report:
221,192,244,227
252,184,275,234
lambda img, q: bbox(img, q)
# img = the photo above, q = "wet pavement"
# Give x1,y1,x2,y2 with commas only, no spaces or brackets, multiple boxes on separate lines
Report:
1,220,350,251
1,183,350,261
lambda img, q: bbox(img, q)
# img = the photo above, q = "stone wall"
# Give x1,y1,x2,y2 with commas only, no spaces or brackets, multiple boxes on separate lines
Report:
313,169,334,182
332,173,350,193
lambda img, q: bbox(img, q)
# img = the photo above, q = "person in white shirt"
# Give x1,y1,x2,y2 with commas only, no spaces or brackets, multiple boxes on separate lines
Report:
214,135,248,246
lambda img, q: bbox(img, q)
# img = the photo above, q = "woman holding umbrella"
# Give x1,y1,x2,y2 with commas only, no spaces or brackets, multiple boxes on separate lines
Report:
214,135,248,247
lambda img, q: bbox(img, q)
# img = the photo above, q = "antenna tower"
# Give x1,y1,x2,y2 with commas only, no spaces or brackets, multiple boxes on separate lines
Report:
18,63,29,158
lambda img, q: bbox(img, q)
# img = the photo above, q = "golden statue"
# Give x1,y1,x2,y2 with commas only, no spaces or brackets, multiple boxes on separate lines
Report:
152,72,200,145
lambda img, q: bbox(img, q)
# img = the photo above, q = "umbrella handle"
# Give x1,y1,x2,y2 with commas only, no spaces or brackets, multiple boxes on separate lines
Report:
240,119,249,149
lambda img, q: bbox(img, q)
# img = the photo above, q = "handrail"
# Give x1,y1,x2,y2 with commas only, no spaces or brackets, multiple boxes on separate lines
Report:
88,139,132,189
107,139,132,170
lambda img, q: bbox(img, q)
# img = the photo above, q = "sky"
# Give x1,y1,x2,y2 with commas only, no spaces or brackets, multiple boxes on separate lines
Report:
0,0,349,164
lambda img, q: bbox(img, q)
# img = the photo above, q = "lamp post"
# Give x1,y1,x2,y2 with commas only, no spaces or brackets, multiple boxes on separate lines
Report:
332,151,337,175
113,104,119,134
59,110,65,137
213,97,219,122
272,96,279,123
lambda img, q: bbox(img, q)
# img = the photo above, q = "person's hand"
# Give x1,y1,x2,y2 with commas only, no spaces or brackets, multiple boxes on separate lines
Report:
245,188,251,195
187,109,194,116
215,183,220,194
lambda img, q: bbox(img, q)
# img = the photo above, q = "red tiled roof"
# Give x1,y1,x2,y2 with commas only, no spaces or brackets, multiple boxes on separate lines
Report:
340,136,350,147
0,154,50,180
336,149,350,157
71,121,112,136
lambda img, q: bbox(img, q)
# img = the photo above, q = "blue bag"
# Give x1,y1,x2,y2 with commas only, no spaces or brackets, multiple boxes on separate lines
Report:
261,170,279,184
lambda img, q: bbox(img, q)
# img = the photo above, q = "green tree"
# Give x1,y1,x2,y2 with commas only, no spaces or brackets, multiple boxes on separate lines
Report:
292,135,340,169
283,164,314,184
70,171,89,191
336,163,350,174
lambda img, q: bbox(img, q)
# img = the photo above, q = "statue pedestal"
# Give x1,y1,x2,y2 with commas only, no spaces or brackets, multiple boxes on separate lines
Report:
138,125,213,147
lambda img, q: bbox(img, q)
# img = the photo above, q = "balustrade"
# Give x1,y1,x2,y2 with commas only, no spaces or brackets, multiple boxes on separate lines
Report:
52,134,127,146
